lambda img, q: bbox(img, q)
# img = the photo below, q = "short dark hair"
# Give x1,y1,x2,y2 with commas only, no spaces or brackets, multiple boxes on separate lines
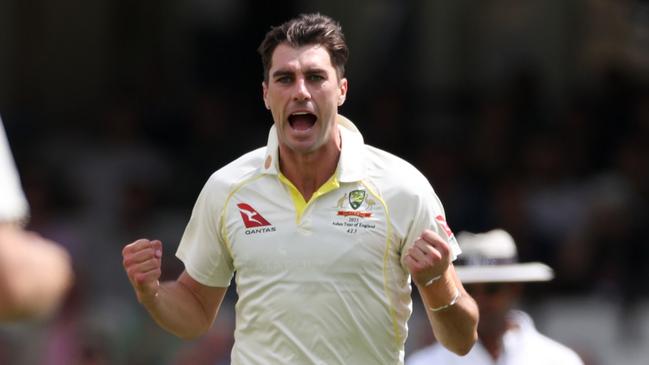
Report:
257,13,349,81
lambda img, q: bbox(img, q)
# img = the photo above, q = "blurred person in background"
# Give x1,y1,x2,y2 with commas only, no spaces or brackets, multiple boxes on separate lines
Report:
122,13,478,364
0,116,73,321
407,229,583,365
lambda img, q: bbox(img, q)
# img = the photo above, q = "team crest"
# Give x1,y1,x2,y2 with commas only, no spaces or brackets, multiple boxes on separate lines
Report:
348,190,366,210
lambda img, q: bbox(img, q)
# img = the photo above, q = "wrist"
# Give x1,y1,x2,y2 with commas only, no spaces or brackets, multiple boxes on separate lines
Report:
138,292,159,308
137,282,160,307
420,274,442,287
417,270,458,309
429,288,461,312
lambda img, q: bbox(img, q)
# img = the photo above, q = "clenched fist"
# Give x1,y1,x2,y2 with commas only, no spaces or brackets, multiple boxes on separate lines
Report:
122,239,162,304
404,229,451,287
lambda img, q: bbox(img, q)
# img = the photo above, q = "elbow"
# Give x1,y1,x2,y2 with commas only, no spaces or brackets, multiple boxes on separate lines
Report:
174,322,211,340
450,332,478,356
172,321,211,341
177,332,202,341
441,331,477,356
175,328,207,341
441,317,478,356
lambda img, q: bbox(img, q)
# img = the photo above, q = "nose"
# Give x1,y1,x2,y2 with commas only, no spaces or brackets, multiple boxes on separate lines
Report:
292,78,311,101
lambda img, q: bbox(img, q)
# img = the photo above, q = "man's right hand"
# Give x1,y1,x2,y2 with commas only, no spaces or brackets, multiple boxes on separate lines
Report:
122,239,162,305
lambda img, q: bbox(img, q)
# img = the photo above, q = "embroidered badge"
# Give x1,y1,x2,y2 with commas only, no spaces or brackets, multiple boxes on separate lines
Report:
348,190,366,210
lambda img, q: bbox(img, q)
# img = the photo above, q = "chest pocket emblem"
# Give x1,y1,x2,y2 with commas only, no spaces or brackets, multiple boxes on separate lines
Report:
348,190,366,210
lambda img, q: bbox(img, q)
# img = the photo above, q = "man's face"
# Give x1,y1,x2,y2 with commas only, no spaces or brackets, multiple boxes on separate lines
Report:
262,43,348,155
465,283,521,335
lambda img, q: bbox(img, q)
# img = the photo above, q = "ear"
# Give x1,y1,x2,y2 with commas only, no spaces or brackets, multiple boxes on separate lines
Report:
338,78,348,106
262,81,270,110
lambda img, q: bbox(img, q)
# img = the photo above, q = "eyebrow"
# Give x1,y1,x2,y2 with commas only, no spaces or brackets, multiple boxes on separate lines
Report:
271,67,328,79
304,68,327,76
271,69,294,79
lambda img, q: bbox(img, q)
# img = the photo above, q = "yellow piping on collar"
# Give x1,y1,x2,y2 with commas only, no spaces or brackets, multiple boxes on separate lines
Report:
278,172,340,223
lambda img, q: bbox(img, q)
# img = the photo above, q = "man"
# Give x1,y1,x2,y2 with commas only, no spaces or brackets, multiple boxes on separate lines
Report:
407,229,584,365
0,116,73,321
122,13,478,364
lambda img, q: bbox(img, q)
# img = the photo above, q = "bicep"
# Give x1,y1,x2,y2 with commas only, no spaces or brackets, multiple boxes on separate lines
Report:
178,270,228,323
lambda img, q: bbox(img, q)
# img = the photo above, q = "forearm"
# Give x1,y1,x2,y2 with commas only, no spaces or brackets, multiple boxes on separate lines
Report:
418,270,478,355
140,279,223,339
123,240,228,340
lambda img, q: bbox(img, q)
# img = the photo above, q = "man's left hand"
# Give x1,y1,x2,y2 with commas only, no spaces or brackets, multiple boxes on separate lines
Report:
404,229,451,287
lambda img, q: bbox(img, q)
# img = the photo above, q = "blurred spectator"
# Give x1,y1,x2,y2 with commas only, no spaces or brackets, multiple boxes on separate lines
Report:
0,116,73,321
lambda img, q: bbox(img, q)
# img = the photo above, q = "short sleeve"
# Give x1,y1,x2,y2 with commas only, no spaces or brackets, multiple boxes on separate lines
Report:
0,119,29,223
399,185,461,271
176,176,234,287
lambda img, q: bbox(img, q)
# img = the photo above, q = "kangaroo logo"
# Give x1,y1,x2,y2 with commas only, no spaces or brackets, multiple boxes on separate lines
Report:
237,203,271,228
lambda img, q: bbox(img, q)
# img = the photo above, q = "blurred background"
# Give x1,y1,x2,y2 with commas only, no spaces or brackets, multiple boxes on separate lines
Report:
1,0,648,364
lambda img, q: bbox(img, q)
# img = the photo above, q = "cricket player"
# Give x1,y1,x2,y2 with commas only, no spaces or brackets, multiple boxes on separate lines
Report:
122,13,478,364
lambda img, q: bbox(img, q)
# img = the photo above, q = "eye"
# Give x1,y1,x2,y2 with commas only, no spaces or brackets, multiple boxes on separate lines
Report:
307,74,325,82
275,76,293,84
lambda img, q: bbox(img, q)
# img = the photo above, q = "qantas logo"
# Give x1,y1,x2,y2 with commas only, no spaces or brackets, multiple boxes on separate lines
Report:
237,203,271,227
237,203,276,235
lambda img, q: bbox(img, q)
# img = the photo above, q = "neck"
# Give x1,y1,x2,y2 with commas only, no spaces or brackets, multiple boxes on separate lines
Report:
480,333,504,361
279,133,341,202
479,318,515,361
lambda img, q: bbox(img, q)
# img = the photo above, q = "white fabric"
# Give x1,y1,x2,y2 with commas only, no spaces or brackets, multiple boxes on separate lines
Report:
407,310,584,365
0,118,29,223
176,115,460,365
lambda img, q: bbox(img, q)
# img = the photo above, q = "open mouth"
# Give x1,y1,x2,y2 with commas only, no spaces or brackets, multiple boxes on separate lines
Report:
288,112,317,131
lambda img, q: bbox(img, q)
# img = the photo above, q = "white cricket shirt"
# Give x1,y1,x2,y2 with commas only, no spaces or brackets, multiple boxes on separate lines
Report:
0,118,29,223
177,116,460,364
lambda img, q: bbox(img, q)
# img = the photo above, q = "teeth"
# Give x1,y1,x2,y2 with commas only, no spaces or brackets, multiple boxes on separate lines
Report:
292,112,310,115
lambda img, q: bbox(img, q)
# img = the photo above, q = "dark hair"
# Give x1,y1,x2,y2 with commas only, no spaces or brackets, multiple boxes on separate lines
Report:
257,13,349,81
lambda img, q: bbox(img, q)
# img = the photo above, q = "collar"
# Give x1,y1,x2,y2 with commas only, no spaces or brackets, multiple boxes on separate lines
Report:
261,114,366,183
